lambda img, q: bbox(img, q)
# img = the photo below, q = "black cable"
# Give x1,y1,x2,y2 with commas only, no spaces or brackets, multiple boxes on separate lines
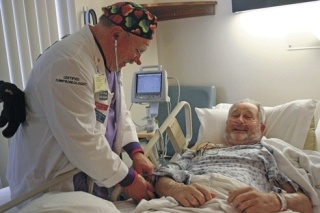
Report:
84,9,97,25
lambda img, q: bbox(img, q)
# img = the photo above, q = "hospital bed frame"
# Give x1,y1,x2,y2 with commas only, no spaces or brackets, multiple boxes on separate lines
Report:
0,101,192,212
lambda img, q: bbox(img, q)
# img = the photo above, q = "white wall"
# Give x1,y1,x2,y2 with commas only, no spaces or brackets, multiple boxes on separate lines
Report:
155,0,320,106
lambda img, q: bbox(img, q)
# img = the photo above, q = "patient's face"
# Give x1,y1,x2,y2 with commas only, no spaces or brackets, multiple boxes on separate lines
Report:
224,103,264,146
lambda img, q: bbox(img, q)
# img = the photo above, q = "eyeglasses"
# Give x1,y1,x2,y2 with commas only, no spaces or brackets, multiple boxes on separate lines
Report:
127,32,145,57
135,48,142,56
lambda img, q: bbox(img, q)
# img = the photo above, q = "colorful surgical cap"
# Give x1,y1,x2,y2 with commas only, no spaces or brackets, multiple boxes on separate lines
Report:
103,2,157,40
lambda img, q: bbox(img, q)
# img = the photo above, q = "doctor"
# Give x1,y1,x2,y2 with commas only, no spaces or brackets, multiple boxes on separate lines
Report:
7,2,157,207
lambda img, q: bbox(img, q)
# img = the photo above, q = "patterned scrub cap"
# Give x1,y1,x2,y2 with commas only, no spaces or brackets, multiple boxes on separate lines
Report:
102,2,157,40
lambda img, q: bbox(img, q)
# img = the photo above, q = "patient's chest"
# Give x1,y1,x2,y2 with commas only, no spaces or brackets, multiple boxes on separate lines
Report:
189,145,277,192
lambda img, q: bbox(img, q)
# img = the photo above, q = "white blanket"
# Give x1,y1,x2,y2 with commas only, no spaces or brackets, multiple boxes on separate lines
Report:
134,173,296,213
135,173,243,213
261,138,320,213
135,138,320,213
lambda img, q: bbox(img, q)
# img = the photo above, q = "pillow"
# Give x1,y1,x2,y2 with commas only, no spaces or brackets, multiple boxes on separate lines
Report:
196,99,317,150
195,108,228,145
19,191,121,213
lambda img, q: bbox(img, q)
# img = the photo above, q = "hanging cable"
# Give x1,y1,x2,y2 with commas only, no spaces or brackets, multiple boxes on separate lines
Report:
83,8,97,25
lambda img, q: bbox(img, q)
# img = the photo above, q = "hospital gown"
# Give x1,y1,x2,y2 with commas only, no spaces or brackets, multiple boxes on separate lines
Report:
155,143,298,193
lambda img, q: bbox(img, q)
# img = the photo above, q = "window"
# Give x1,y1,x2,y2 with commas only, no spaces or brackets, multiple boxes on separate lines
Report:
0,0,77,88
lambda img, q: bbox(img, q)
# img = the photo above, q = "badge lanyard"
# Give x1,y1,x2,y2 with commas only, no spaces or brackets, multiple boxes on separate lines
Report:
93,56,107,93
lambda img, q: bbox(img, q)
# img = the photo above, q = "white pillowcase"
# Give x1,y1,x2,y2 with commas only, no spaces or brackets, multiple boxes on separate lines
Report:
195,99,317,149
19,191,121,213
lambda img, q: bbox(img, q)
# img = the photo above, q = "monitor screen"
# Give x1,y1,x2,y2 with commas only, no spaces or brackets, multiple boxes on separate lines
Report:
131,69,169,103
136,72,162,95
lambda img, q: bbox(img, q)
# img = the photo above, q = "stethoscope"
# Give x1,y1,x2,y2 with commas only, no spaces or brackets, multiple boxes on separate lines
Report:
94,18,122,133
114,37,122,134
114,38,122,85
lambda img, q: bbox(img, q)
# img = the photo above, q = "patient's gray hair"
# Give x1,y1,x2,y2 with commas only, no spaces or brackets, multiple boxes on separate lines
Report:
228,99,266,124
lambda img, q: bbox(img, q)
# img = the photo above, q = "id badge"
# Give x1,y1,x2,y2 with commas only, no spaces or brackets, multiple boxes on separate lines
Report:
93,74,107,93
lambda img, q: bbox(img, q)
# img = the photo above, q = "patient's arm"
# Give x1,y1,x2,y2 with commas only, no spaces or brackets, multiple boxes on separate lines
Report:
283,188,313,213
228,185,312,213
155,176,215,207
274,182,312,213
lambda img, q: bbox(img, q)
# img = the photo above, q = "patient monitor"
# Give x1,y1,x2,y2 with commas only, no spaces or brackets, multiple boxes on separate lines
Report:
131,65,170,132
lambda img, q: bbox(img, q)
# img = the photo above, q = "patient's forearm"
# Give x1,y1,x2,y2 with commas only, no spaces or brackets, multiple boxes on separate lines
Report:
155,176,181,197
285,191,313,213
155,176,215,207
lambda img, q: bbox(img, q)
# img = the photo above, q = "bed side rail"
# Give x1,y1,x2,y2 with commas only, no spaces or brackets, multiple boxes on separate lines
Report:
144,101,192,167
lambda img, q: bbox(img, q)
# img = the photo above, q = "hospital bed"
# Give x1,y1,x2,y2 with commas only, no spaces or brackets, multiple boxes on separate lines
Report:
1,99,320,212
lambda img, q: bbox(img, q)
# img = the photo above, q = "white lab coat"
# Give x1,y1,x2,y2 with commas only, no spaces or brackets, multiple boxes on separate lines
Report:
7,25,139,204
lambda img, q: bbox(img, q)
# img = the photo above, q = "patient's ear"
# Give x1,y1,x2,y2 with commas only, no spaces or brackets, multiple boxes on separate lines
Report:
260,123,266,133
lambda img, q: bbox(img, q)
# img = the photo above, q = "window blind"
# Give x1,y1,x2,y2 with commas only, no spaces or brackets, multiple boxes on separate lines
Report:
0,0,77,89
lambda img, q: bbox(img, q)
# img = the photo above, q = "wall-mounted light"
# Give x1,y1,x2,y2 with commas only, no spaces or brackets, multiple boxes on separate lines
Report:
232,0,318,13
234,1,320,50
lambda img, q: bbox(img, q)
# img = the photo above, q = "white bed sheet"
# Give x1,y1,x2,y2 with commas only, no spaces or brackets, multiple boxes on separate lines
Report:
114,200,137,213
0,187,137,213
134,173,297,213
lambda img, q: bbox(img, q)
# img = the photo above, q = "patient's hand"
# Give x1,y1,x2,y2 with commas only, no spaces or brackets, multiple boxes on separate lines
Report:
227,186,280,213
155,176,215,207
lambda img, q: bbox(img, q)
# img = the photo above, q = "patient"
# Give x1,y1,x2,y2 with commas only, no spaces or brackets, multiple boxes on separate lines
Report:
154,99,312,213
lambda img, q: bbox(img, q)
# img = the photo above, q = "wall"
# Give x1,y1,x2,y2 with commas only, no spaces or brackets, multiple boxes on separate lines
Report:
155,0,320,106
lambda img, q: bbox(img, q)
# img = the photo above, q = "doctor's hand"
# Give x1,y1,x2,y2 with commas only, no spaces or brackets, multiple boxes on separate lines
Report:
228,186,280,213
122,172,155,203
131,152,154,178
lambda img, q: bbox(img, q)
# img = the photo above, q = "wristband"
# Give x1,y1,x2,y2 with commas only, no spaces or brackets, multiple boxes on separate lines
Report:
273,192,287,211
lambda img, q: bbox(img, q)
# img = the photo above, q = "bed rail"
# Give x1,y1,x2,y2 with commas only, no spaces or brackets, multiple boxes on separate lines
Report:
144,101,192,167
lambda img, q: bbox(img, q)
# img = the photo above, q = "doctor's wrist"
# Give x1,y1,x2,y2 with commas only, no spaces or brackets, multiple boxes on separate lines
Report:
119,168,136,187
123,142,143,157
